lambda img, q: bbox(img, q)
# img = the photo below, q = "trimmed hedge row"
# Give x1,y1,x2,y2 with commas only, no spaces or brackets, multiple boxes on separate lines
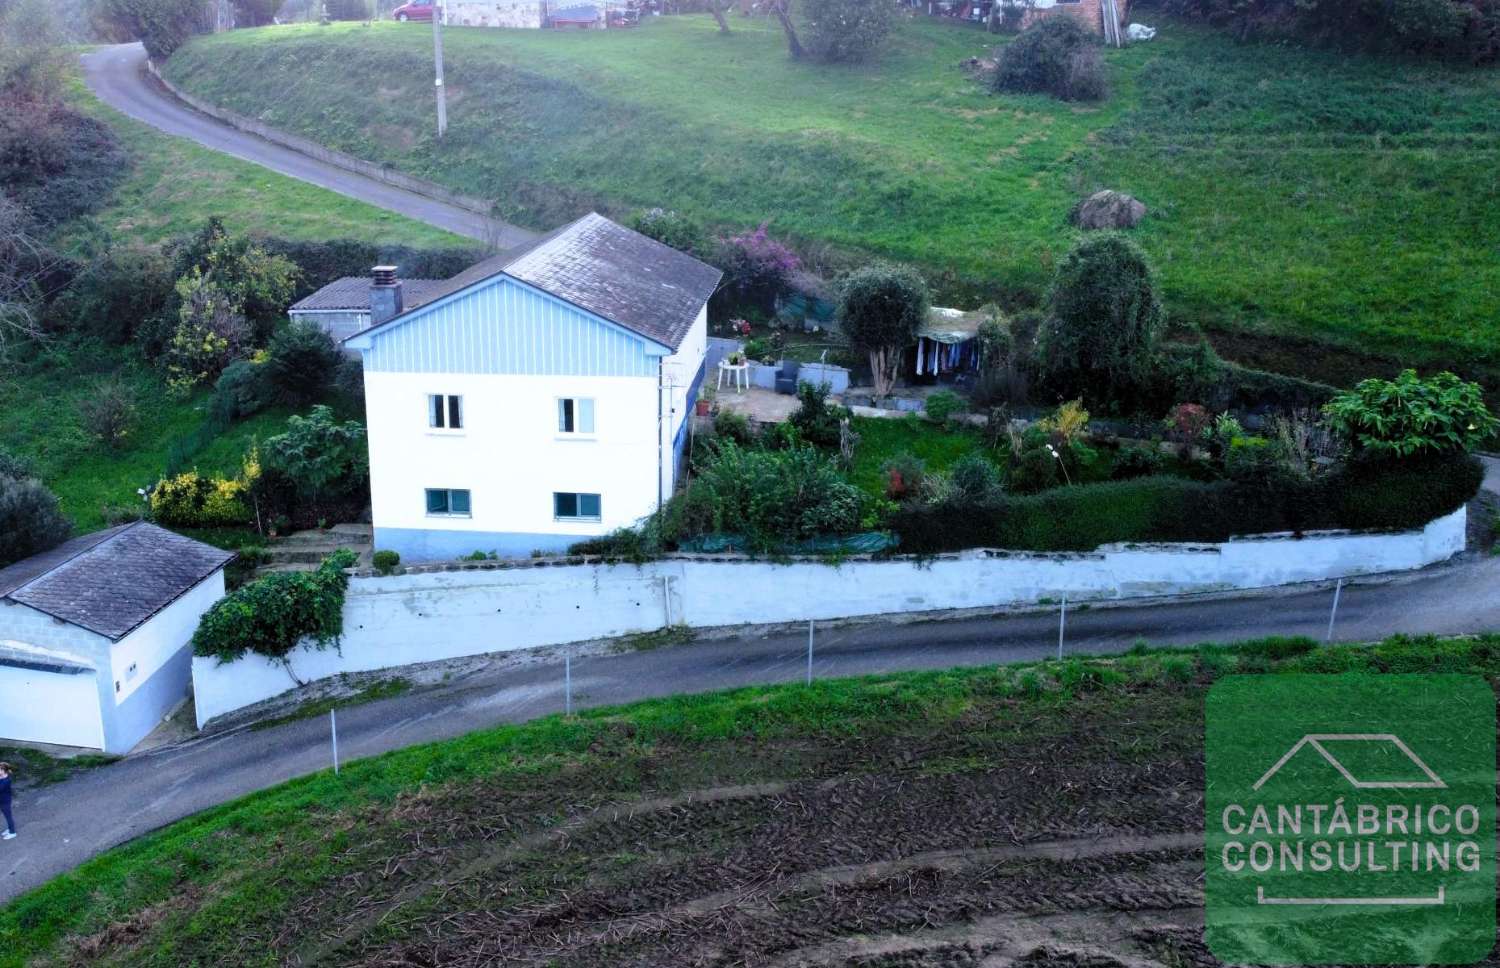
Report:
890,454,1483,554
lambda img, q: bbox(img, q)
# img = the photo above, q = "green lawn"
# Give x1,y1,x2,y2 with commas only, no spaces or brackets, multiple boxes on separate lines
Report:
847,414,1000,498
162,17,1500,374
0,632,1492,966
59,67,464,249
0,348,289,533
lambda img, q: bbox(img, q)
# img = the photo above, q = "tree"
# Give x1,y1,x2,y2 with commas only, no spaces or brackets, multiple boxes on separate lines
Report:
231,0,280,25
94,0,209,60
261,404,369,508
765,0,806,58
836,262,929,401
0,468,72,568
169,217,299,343
705,0,734,32
0,197,64,357
1323,370,1498,458
163,269,251,395
264,321,340,406
802,0,893,62
1036,235,1163,403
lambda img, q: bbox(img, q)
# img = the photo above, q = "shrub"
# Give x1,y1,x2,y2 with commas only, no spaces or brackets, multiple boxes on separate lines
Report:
627,208,703,255
149,472,252,527
789,380,847,449
332,356,366,408
1111,445,1165,480
167,218,300,345
715,223,800,313
801,0,894,62
162,270,250,394
260,239,480,299
944,452,1004,505
992,16,1108,101
46,247,174,346
210,359,274,423
94,0,209,60
1164,403,1212,444
264,322,339,406
372,549,400,575
0,472,72,568
836,262,930,400
674,442,863,552
713,408,755,446
881,451,926,500
1036,236,1163,405
1323,369,1497,457
256,405,370,527
77,376,137,450
1331,453,1484,531
923,389,965,423
191,550,357,664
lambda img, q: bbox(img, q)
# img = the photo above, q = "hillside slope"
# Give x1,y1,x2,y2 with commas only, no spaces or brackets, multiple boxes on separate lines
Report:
162,16,1500,374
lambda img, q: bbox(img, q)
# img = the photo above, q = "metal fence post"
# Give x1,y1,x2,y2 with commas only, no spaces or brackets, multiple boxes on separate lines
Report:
807,620,814,686
1326,578,1343,643
330,708,339,775
1057,593,1067,661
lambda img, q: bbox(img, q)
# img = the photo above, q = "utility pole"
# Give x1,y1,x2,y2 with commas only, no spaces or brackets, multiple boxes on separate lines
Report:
432,4,448,139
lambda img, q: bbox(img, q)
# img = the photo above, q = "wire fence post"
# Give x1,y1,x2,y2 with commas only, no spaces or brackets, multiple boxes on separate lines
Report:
1326,578,1343,643
806,619,814,686
330,708,339,775
565,653,573,716
1057,593,1067,661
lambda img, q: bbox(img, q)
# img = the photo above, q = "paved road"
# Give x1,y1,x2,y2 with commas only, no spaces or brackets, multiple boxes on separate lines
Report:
4,552,1500,903
79,42,536,248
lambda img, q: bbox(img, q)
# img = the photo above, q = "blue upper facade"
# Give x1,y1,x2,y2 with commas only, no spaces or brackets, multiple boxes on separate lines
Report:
354,275,665,378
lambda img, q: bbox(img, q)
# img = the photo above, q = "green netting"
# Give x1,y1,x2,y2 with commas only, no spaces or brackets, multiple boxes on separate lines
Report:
677,532,898,555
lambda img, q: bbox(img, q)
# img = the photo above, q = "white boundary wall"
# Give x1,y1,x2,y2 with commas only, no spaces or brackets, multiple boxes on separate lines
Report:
194,508,1466,725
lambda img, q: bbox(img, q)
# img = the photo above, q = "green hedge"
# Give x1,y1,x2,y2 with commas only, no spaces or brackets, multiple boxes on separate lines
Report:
191,550,357,664
890,454,1482,554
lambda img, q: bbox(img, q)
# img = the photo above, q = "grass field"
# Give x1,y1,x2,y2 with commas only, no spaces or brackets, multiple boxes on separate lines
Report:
0,347,290,533
162,16,1500,374
60,67,464,249
0,632,1492,966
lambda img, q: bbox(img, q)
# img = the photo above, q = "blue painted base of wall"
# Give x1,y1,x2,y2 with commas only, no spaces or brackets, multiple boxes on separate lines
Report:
376,527,596,563
103,642,192,753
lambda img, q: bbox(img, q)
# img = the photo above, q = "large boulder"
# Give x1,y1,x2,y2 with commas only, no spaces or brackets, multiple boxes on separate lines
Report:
1070,190,1147,230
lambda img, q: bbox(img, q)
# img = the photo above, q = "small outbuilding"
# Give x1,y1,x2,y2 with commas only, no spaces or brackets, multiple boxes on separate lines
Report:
0,523,233,753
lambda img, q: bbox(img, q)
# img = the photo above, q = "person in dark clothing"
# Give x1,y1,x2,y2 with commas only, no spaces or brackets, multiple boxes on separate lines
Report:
0,762,15,839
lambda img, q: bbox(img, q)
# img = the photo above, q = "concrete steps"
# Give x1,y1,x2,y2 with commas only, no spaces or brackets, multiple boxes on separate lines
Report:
255,525,372,576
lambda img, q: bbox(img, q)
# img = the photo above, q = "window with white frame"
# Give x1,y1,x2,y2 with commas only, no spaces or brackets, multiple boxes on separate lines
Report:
557,397,595,435
428,394,463,430
554,492,601,521
426,488,472,517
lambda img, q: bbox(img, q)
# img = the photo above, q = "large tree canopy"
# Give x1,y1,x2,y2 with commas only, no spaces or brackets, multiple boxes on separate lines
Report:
836,262,929,400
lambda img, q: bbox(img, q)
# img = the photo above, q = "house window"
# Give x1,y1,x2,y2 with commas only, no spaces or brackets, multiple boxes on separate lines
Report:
554,492,602,521
557,397,596,435
426,488,472,517
429,394,463,430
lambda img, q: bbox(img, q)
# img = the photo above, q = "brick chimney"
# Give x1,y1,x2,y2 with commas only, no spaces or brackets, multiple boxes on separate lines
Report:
370,265,404,326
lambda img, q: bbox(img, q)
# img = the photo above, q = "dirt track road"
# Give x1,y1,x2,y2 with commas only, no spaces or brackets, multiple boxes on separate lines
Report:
79,42,537,248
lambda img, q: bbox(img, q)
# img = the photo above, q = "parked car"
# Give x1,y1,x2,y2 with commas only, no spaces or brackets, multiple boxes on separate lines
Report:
392,1,438,20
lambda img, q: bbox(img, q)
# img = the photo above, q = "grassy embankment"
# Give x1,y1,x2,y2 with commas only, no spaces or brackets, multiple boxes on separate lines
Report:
0,69,464,533
162,16,1500,381
1,632,1495,965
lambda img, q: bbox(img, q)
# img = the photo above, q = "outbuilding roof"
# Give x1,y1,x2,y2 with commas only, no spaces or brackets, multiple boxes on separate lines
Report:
289,276,446,313
349,213,723,352
0,522,234,641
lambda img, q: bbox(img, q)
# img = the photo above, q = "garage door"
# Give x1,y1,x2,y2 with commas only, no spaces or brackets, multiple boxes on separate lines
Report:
0,662,104,750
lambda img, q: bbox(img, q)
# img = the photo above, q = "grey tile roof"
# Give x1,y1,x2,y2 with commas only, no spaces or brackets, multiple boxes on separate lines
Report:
0,523,234,641
351,214,723,352
289,277,445,312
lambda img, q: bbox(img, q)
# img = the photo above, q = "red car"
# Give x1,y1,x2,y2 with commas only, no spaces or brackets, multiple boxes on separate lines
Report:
392,1,438,21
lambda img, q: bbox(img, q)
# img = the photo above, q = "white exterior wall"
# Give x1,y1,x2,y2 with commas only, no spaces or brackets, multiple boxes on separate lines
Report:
109,571,224,704
366,369,664,554
194,507,1466,724
658,305,707,489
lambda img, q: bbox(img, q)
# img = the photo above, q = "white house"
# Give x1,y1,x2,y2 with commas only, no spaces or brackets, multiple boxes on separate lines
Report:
0,523,232,753
288,272,447,345
345,212,721,562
